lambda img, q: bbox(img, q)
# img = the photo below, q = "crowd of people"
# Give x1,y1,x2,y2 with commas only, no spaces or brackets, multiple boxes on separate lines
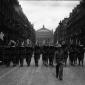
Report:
0,38,85,80
0,40,84,67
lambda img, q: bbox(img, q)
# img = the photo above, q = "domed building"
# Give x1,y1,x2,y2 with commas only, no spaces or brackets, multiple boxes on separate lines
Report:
36,25,53,46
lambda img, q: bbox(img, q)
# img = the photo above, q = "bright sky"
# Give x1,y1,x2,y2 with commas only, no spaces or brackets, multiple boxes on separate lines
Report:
19,0,80,31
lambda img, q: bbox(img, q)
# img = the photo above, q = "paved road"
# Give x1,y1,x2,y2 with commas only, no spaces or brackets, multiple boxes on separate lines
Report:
0,57,85,85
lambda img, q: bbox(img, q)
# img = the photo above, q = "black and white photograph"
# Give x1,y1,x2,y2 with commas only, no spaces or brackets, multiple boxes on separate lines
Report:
0,0,85,85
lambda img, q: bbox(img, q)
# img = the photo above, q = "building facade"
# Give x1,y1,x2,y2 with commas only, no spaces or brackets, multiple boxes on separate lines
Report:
54,18,68,45
67,0,85,45
54,0,85,46
36,25,53,46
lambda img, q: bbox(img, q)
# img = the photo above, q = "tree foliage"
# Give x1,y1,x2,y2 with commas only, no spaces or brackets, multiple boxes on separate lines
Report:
0,0,36,44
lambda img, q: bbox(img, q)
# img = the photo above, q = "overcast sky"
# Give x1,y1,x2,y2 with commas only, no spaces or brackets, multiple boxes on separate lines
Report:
18,0,80,31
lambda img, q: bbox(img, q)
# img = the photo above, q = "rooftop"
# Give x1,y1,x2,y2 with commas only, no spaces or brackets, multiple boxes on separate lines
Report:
37,25,51,32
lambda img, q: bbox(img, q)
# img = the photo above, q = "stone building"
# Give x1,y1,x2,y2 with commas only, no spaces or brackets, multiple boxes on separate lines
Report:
54,18,68,45
67,0,85,45
36,25,53,46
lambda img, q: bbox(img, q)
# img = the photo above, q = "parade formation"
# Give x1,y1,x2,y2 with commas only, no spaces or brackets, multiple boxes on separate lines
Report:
0,39,84,80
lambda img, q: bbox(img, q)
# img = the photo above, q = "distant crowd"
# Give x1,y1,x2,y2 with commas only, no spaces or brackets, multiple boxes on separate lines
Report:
0,39,84,67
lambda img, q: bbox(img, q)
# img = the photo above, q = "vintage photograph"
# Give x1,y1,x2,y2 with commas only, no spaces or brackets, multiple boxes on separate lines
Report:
0,0,85,85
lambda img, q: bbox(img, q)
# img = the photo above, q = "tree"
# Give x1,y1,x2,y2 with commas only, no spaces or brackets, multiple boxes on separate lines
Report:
0,0,36,44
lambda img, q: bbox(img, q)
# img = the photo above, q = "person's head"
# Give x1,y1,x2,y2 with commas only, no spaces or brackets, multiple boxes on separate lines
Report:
58,47,63,53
